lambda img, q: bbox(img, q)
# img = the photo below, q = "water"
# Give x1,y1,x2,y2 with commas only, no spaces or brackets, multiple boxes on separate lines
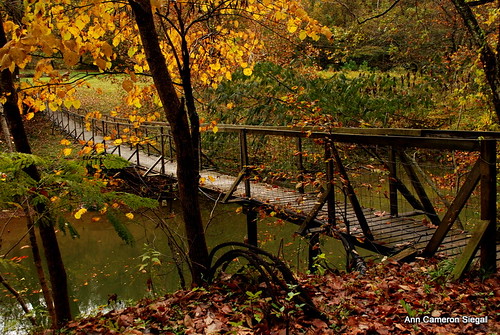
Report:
0,198,353,333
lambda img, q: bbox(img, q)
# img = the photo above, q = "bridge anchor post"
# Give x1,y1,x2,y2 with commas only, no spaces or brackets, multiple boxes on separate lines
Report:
243,205,258,247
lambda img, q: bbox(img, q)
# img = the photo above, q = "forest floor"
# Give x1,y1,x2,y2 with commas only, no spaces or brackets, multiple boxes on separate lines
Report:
55,257,499,335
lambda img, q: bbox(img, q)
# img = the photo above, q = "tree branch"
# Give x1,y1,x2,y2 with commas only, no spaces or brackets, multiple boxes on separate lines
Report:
358,0,402,24
465,0,494,6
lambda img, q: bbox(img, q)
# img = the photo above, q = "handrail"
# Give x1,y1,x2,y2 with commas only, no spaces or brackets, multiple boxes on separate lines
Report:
62,109,496,151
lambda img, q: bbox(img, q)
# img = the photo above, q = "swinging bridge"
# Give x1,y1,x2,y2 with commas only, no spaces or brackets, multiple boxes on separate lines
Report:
47,109,499,279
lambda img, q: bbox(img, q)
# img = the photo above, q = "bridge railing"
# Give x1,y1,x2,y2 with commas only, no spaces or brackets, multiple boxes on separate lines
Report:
202,124,498,275
47,108,498,276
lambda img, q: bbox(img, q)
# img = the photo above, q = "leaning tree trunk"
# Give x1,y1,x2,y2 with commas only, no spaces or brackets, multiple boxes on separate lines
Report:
0,13,72,328
128,0,210,285
450,0,500,122
25,206,57,325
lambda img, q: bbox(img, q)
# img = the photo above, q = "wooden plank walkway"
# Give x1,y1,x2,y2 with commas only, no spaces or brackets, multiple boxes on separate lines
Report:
48,110,499,267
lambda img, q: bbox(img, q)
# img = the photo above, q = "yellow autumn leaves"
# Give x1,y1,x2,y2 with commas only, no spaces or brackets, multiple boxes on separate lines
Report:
73,206,134,220
60,139,73,156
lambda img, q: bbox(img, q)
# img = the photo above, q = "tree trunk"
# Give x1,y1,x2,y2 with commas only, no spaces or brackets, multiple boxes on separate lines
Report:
450,0,500,122
0,273,37,326
25,206,57,326
0,105,14,152
128,0,210,285
0,13,72,327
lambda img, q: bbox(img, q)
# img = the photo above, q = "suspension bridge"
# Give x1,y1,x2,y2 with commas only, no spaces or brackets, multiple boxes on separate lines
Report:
47,109,500,279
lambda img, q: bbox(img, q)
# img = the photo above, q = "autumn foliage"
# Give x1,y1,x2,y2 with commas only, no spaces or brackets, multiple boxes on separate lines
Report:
61,258,499,334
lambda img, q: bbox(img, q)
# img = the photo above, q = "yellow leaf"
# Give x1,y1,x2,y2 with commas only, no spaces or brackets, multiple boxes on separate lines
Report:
299,30,307,41
60,139,71,146
49,102,59,111
63,50,80,67
62,148,72,156
128,46,137,58
79,146,92,155
101,42,113,59
208,175,216,182
95,58,107,71
62,31,72,41
243,68,253,76
122,79,134,92
125,213,134,220
112,36,121,47
74,208,87,219
113,139,123,145
75,19,86,30
63,99,73,109
72,99,81,109
0,54,12,70
212,125,219,133
288,24,298,34
211,62,221,71
95,143,105,153
26,112,35,120
321,26,333,39
235,207,243,214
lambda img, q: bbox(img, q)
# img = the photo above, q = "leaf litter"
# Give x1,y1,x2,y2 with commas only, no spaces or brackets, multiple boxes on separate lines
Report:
59,258,498,334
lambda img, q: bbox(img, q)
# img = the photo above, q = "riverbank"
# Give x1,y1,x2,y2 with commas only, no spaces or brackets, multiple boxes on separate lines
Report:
52,258,498,334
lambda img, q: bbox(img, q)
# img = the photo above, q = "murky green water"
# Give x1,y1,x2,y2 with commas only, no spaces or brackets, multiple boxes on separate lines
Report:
0,198,352,333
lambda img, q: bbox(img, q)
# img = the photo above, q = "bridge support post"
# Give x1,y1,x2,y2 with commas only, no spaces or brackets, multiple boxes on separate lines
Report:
160,127,165,174
308,231,321,273
479,140,497,273
244,205,258,246
325,140,336,226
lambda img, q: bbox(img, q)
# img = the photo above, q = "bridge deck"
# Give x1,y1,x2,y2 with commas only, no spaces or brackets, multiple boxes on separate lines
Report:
49,111,499,267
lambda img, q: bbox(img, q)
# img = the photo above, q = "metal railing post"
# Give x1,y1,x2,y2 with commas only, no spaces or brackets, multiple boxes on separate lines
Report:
160,127,165,174
296,137,305,194
388,146,398,217
240,129,251,198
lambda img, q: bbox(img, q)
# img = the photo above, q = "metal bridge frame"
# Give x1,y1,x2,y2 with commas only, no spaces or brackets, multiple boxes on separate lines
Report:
47,109,499,277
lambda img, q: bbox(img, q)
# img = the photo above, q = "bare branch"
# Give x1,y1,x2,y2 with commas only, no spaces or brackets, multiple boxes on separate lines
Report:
358,0,402,24
465,0,494,6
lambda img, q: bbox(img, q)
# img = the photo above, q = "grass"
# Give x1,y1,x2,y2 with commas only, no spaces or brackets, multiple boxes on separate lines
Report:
20,70,153,115
24,114,81,160
74,74,128,112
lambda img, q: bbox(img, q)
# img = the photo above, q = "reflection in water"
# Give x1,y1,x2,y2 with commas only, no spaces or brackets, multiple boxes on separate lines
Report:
0,199,349,334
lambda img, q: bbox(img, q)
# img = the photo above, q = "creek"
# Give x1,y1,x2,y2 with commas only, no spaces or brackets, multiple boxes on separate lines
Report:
0,197,362,334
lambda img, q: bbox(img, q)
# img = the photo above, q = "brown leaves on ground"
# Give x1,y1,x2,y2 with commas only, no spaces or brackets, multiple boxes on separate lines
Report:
62,258,499,334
